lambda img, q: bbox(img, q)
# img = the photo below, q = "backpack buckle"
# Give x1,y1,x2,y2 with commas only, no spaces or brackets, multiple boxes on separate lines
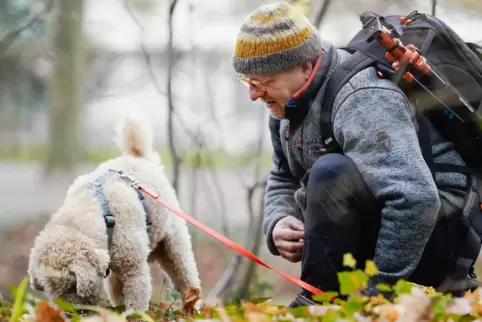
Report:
400,10,423,25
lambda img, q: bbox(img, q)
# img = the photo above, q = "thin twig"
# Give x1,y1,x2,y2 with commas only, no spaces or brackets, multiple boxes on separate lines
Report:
313,0,332,28
123,0,167,96
0,0,55,52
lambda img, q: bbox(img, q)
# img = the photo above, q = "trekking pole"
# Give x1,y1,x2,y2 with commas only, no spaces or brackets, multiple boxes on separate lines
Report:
362,13,481,123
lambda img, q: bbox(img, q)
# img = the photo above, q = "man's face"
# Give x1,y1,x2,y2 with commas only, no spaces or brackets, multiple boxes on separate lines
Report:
239,63,313,120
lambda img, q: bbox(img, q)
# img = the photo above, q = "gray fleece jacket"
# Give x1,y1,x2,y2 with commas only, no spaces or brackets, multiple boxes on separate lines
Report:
263,42,469,284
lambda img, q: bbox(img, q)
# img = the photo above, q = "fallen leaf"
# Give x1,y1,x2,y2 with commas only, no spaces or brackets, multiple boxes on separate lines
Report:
364,260,379,277
35,301,65,322
182,287,201,317
343,253,357,269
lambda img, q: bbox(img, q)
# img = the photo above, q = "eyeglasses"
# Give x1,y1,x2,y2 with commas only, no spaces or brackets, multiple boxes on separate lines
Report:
237,74,274,91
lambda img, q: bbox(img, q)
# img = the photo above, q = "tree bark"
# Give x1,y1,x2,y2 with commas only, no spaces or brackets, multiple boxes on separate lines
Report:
45,0,84,173
167,0,182,192
233,180,267,302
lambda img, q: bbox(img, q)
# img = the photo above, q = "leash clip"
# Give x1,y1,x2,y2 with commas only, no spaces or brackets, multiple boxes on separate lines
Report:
109,168,140,189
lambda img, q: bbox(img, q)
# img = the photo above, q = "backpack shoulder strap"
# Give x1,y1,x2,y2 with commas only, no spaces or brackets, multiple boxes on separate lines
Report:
320,50,378,152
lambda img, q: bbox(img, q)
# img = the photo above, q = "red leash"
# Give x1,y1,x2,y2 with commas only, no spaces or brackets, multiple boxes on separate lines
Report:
113,169,324,296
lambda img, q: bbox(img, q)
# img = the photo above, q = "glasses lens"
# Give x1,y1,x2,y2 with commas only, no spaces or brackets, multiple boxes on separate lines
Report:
239,77,251,88
238,75,264,90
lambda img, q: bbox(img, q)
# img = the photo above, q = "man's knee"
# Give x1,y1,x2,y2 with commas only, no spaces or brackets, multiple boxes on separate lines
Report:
305,153,377,217
308,153,359,186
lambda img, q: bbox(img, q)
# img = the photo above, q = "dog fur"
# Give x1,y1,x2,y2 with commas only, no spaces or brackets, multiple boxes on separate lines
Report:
27,114,201,311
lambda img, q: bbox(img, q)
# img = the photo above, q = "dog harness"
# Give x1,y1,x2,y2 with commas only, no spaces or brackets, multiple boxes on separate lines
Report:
86,168,152,275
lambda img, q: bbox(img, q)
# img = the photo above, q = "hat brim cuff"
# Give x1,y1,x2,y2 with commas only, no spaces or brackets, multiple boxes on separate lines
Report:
233,32,322,75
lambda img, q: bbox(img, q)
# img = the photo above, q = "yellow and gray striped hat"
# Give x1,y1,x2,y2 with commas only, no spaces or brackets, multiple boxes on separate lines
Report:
233,2,322,75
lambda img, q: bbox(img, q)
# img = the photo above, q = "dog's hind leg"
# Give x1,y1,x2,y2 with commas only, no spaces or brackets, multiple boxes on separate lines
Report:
150,218,201,297
104,271,125,307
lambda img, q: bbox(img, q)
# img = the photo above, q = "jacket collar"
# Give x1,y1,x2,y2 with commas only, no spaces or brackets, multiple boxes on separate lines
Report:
285,43,338,124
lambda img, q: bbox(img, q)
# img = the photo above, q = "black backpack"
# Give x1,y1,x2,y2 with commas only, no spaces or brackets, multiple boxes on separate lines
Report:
320,10,482,288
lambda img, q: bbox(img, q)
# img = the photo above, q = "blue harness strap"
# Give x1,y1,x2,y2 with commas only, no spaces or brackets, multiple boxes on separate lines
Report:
87,169,152,251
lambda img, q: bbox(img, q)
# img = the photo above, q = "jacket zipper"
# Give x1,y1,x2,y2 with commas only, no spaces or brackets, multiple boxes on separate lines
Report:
463,178,477,218
297,123,305,169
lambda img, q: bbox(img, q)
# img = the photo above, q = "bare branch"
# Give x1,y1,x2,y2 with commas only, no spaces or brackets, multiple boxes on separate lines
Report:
232,178,268,302
0,0,55,52
207,255,244,300
167,0,182,192
122,0,167,96
208,108,268,301
313,0,332,28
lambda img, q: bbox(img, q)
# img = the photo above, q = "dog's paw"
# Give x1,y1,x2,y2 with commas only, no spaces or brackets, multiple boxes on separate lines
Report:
182,287,202,316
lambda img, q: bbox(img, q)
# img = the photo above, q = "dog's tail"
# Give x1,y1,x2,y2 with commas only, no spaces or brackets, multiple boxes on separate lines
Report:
114,113,160,163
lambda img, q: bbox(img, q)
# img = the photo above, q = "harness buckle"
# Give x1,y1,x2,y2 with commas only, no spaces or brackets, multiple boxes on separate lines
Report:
104,214,116,228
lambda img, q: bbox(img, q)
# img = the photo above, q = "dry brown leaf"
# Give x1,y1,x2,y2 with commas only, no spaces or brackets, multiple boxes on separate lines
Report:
197,298,221,319
182,287,201,317
35,301,65,322
372,304,403,322
144,301,158,321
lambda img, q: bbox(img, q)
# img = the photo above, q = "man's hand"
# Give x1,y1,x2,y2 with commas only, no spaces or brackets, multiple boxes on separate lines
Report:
272,215,304,262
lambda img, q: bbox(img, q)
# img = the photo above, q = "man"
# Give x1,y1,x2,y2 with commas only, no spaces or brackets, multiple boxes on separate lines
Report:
232,2,480,307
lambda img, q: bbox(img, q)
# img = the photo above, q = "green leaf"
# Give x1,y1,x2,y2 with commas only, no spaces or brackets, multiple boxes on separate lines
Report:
343,253,357,269
376,283,393,292
54,298,77,313
393,279,413,295
249,297,272,304
342,297,366,317
323,309,344,322
285,305,306,318
312,291,339,304
9,276,28,322
170,290,181,301
364,260,379,277
432,294,452,315
338,269,368,296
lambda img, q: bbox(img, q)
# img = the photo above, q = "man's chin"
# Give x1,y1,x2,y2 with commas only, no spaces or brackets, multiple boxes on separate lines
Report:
269,110,285,120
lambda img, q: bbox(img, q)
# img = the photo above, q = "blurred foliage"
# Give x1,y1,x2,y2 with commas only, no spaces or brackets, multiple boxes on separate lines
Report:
0,0,49,118
124,0,159,13
1,255,482,321
0,145,273,170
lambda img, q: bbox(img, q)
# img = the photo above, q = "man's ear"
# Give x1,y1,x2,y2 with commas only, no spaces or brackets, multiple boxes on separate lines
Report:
301,60,314,79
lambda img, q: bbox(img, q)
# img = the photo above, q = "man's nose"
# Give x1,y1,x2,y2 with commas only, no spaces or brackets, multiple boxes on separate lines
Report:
248,85,263,101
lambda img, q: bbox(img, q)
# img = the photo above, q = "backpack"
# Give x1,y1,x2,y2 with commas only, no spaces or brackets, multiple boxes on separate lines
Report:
320,10,482,288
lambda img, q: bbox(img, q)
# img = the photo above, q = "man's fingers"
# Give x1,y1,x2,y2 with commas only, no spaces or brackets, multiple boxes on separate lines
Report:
276,240,304,253
282,228,304,241
280,250,302,263
284,216,304,231
273,227,304,243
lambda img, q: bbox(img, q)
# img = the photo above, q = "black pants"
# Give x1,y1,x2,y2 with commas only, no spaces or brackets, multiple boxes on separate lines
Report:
299,153,472,296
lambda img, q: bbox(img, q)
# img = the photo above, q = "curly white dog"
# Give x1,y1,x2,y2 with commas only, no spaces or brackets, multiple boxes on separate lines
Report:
27,114,201,312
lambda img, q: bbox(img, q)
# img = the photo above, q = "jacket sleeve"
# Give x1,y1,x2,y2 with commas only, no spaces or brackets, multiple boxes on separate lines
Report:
332,86,441,284
263,117,302,255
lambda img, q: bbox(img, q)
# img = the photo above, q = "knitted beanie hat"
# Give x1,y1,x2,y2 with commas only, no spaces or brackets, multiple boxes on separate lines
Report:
233,2,323,75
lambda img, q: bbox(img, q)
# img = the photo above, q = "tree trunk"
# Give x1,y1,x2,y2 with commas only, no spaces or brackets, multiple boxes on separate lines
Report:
45,0,84,174
233,180,267,302
167,0,182,192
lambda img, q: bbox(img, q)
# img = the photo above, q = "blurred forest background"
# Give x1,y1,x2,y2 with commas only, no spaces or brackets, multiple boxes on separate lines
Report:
1,0,482,307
